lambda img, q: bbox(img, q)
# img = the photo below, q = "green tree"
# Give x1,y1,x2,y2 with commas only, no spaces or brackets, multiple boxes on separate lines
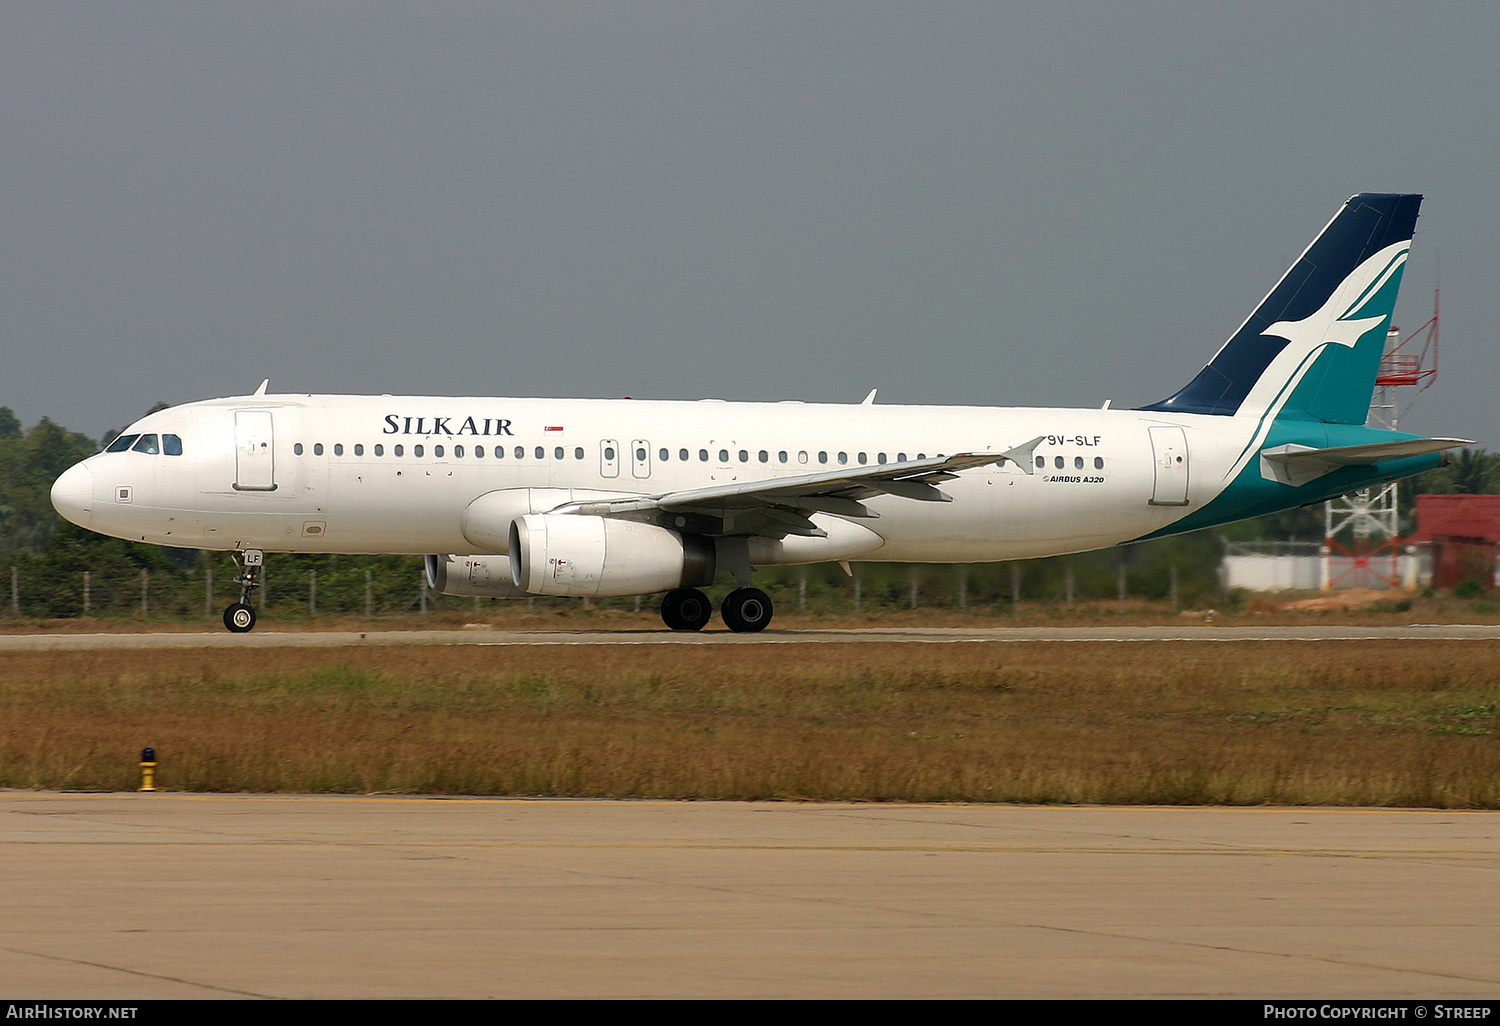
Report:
0,416,99,555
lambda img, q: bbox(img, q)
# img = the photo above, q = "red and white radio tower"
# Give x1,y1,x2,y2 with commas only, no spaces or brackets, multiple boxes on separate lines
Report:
1321,289,1441,590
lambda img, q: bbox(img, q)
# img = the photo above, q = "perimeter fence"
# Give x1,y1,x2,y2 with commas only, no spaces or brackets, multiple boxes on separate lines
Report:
3,533,1227,623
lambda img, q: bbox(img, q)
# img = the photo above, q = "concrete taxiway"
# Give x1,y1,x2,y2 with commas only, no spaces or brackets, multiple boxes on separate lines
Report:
2,793,1496,999
4,623,1500,649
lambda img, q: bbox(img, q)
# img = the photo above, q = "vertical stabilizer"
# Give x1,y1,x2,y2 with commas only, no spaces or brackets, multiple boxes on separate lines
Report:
1141,194,1421,424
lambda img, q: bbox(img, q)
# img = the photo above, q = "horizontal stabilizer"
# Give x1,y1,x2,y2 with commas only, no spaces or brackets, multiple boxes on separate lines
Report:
1260,437,1470,487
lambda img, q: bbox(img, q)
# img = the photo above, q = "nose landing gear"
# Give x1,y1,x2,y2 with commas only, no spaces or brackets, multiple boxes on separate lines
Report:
223,549,263,633
224,602,256,632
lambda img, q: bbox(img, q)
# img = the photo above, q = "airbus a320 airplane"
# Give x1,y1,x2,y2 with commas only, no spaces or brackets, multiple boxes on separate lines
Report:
52,194,1465,633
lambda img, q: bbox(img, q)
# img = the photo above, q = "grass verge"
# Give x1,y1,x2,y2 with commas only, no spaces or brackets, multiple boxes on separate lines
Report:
2,641,1497,805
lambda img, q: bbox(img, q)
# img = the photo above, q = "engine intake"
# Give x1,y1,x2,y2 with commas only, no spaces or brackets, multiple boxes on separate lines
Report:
508,514,715,597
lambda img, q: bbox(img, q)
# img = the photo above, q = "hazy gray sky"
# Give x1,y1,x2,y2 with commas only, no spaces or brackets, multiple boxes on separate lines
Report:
2,3,1495,444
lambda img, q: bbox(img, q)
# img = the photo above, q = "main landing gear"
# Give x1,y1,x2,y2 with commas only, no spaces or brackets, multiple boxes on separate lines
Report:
659,586,773,633
660,588,713,632
223,549,263,634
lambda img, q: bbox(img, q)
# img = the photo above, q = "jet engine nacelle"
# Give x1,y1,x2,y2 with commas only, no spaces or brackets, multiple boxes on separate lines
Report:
424,554,528,598
462,487,635,551
508,514,715,597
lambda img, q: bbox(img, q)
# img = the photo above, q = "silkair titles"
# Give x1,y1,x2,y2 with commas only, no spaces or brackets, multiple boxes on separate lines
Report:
383,416,514,436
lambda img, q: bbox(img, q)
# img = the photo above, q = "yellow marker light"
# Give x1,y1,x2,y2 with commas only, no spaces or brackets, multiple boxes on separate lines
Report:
139,746,157,792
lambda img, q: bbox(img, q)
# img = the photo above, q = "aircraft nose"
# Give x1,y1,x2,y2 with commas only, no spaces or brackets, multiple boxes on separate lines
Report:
51,463,94,530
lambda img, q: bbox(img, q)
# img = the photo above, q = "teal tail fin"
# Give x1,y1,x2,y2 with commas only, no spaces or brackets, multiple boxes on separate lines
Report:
1142,194,1421,425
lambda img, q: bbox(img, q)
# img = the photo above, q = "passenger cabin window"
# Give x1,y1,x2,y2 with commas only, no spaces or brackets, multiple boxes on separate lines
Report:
354,444,364,456
294,443,304,456
535,447,544,459
680,449,690,461
163,434,183,456
374,444,384,456
414,444,424,457
818,452,828,464
1055,456,1064,469
719,450,729,463
106,434,139,453
557,447,566,460
1094,457,1105,470
434,445,445,457
1035,455,1045,469
515,446,524,459
313,443,323,456
838,452,848,465
659,448,669,462
333,444,343,456
575,447,584,460
758,450,768,463
394,444,404,457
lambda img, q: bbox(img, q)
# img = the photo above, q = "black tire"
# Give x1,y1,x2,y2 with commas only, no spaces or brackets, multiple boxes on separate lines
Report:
660,588,713,631
721,587,773,633
224,602,257,633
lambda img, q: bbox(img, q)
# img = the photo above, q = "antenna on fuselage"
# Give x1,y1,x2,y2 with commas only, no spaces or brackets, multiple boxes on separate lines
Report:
253,379,269,396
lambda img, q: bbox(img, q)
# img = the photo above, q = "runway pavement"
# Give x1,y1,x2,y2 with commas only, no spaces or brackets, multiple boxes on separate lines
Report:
4,623,1500,649
2,793,1496,999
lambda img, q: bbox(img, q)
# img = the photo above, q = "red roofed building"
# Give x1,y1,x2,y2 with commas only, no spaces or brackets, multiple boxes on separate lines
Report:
1411,495,1500,589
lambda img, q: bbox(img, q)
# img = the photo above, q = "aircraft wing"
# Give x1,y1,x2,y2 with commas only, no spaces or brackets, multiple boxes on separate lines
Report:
554,437,1045,539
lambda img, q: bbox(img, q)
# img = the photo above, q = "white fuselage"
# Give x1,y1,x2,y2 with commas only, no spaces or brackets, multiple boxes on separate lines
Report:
56,393,1241,563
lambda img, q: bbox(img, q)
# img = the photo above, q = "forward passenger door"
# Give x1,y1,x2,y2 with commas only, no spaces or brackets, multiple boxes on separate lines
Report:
233,410,277,491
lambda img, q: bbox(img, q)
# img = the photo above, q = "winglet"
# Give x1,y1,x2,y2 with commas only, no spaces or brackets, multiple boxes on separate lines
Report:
253,379,269,397
861,388,877,405
1000,435,1047,476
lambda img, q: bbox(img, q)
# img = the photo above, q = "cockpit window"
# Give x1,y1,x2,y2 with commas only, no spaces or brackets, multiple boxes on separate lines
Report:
106,434,140,453
163,434,183,456
131,434,160,455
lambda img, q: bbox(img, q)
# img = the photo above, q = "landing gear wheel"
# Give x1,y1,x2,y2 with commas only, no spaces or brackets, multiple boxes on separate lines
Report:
224,602,257,633
660,588,713,631
721,587,773,633
224,548,264,634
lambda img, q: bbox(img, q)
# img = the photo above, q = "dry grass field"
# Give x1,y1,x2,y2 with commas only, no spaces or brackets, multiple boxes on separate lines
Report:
2,640,1496,806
